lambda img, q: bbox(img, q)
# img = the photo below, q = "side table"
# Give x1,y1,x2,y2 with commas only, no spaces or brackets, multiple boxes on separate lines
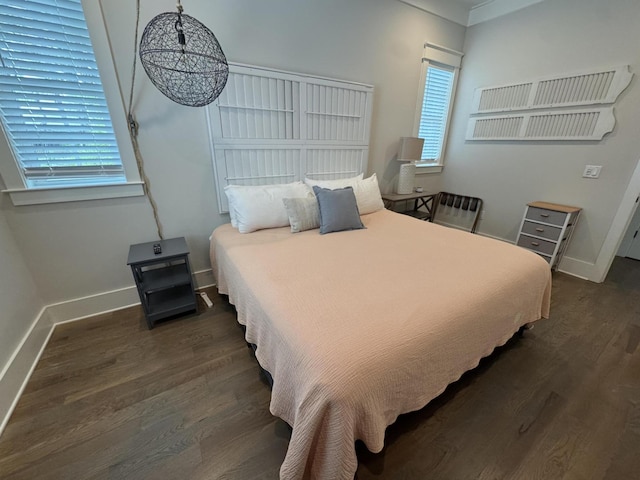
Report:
381,191,437,221
516,201,582,270
127,237,198,329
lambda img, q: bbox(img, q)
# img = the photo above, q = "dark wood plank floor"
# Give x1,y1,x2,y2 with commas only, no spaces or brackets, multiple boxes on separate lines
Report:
1,257,639,479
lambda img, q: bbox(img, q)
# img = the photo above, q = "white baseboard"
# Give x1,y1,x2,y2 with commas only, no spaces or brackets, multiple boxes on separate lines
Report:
0,268,215,437
557,256,593,281
477,230,515,244
48,268,214,324
477,231,596,281
0,308,53,436
46,286,140,325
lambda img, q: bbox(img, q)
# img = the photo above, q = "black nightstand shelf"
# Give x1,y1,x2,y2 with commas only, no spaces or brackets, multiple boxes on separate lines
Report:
141,263,191,294
127,237,198,329
146,284,195,321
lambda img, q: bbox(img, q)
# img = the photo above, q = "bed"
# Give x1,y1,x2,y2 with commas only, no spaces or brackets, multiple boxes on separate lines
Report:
209,208,552,479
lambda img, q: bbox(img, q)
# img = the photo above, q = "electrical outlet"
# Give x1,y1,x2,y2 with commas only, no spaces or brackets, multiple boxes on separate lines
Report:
480,209,485,220
583,165,602,178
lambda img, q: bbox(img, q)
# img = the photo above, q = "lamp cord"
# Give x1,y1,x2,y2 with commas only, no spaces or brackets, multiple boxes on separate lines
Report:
127,0,164,240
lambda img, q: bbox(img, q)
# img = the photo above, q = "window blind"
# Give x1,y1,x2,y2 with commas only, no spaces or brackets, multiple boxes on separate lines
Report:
418,65,454,161
0,0,124,188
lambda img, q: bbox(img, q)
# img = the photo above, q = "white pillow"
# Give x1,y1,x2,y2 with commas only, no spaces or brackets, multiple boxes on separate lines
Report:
306,174,383,215
351,173,384,215
282,196,321,233
226,193,238,228
224,182,312,234
304,173,363,190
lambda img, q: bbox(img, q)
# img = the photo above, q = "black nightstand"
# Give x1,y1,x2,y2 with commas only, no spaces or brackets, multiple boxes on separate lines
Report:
127,237,198,329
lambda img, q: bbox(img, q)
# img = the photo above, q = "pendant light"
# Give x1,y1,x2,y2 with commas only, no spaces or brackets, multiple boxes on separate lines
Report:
138,0,229,107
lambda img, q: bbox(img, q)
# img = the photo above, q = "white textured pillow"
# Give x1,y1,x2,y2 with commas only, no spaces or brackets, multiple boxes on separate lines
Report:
282,197,320,233
351,173,384,215
224,182,312,233
304,173,363,190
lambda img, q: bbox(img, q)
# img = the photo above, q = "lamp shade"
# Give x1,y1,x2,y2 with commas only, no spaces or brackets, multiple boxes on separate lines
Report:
397,137,424,162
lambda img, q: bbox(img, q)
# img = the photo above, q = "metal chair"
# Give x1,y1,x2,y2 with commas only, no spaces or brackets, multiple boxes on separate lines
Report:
432,192,483,233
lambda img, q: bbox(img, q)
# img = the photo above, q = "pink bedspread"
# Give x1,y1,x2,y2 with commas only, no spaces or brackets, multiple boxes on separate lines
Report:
210,209,551,479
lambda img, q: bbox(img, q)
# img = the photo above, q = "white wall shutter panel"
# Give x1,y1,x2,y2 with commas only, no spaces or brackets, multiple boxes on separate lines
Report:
471,66,633,114
206,64,373,213
0,0,124,188
466,107,615,141
467,66,632,142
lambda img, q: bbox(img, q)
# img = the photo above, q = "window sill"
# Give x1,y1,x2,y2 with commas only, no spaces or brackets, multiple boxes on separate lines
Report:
2,182,145,206
416,164,443,175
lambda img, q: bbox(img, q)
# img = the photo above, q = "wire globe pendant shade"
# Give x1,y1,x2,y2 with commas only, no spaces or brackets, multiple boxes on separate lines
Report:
139,5,228,107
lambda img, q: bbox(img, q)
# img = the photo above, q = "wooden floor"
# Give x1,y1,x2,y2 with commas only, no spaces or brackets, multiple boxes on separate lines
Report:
1,257,639,479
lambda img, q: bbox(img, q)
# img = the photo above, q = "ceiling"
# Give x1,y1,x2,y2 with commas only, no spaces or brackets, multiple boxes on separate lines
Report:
398,0,545,27
454,0,493,7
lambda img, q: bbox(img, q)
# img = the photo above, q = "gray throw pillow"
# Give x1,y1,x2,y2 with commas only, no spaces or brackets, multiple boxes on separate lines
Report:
312,186,365,234
282,197,321,233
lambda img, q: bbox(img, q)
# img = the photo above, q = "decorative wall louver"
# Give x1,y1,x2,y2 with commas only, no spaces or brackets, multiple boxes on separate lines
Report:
206,64,373,213
467,65,631,142
466,108,615,141
471,66,632,114
477,83,533,113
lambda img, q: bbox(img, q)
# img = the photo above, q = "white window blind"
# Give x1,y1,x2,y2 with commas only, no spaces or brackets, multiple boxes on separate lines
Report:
414,43,462,167
418,65,454,161
0,0,124,189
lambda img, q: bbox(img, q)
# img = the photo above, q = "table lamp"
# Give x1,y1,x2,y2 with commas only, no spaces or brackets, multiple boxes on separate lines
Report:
396,137,424,194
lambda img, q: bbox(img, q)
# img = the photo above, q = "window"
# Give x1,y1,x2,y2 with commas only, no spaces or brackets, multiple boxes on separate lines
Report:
418,65,455,161
0,0,142,205
414,43,462,171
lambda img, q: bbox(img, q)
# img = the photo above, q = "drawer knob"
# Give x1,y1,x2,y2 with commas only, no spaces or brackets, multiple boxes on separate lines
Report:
535,227,545,232
531,241,540,246
539,213,550,218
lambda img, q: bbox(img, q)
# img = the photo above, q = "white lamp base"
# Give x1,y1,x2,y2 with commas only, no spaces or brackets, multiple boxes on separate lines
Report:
396,163,416,194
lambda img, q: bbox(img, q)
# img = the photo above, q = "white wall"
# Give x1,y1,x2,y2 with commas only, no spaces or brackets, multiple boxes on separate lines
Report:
0,192,50,427
442,0,640,277
0,0,465,306
0,205,44,371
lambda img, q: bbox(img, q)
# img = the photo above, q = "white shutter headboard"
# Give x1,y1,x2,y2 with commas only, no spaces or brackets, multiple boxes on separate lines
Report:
206,63,374,213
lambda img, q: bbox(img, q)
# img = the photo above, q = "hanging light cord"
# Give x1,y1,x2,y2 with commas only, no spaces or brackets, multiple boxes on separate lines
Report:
127,0,164,240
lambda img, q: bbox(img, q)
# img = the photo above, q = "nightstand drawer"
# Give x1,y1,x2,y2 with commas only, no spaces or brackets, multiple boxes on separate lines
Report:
525,206,567,226
520,221,562,241
517,234,557,256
